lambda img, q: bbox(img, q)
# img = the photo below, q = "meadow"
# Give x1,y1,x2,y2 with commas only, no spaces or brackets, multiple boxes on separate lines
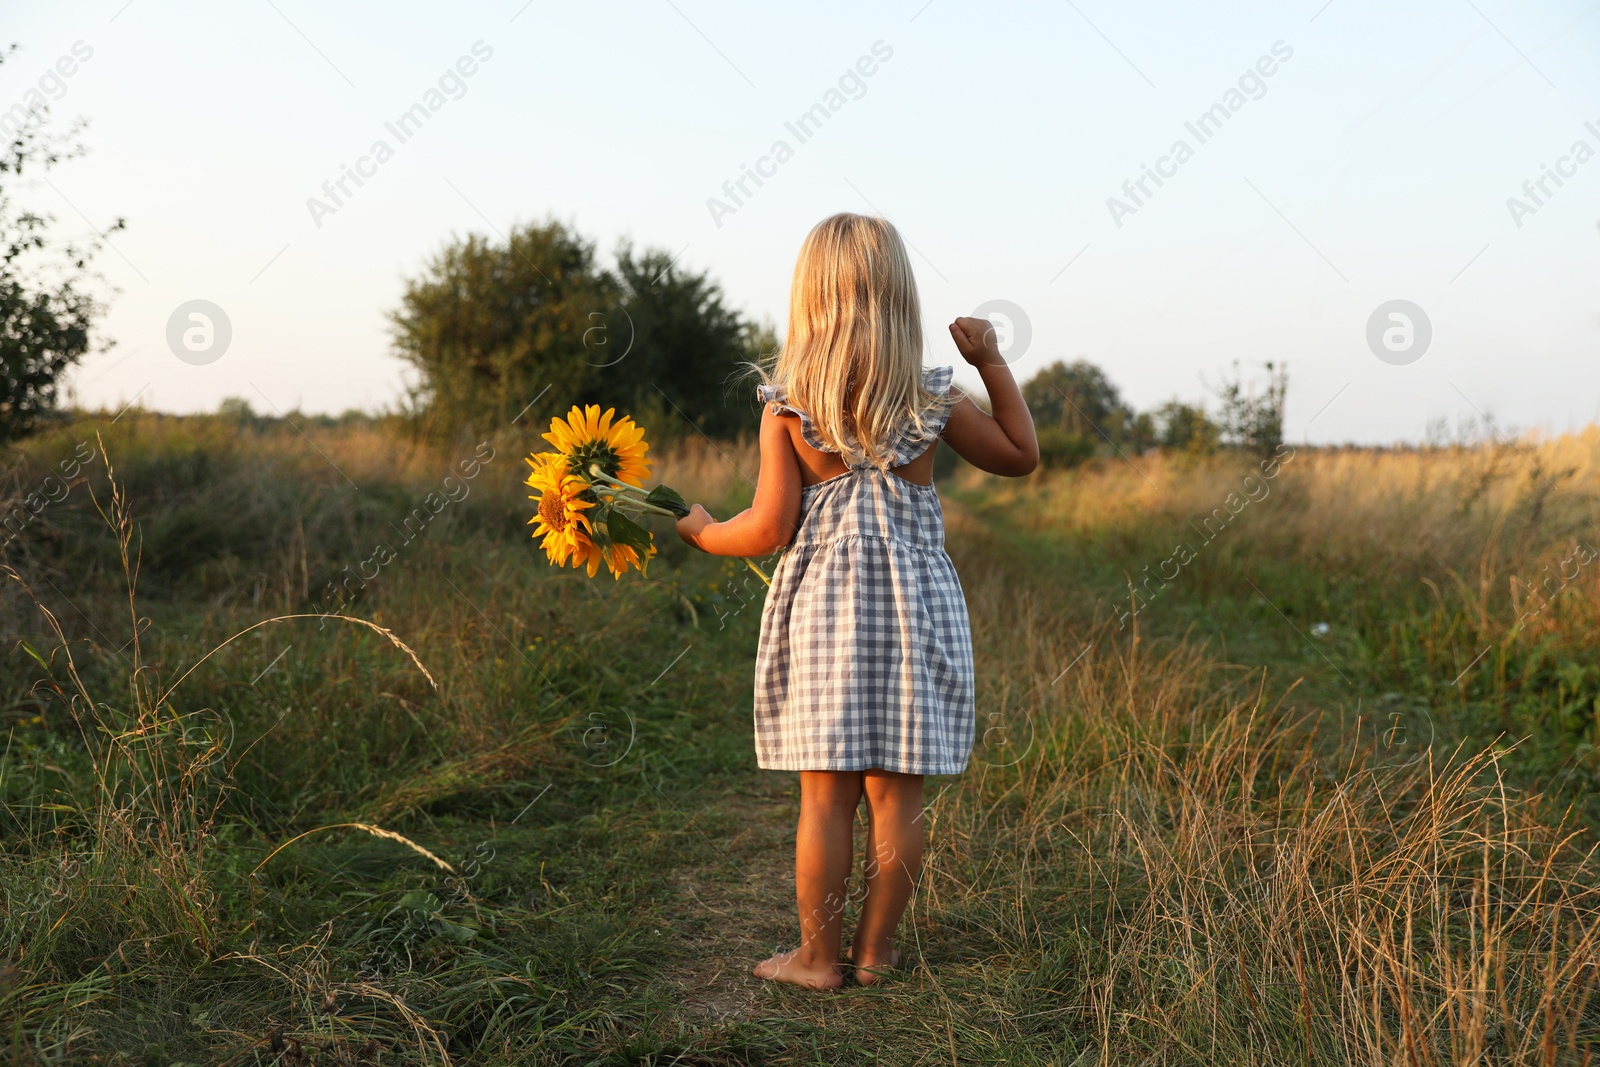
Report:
2,408,1599,1065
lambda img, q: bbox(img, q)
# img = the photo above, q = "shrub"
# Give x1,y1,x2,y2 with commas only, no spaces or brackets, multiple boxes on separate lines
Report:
1036,427,1095,470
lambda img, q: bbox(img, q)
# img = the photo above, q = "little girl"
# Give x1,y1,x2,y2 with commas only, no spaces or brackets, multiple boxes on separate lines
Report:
675,213,1038,989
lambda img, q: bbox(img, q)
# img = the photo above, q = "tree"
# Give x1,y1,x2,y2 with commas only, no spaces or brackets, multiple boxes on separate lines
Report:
391,221,760,439
1021,359,1131,442
1154,400,1218,454
1020,359,1136,467
606,243,760,438
1210,361,1287,456
391,220,612,436
0,44,117,441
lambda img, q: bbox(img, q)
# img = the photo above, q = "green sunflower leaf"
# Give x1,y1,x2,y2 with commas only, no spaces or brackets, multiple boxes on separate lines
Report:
643,484,691,518
606,510,655,558
587,502,616,550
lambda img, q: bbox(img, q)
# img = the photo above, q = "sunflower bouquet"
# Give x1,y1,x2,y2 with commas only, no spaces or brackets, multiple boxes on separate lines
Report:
527,405,773,586
525,405,691,579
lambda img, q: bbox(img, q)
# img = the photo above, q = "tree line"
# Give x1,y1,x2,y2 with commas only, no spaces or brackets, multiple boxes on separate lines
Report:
1022,358,1287,464
390,220,1288,462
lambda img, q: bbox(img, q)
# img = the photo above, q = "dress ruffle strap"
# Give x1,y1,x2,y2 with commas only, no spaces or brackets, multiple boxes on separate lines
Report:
757,365,956,468
755,382,833,455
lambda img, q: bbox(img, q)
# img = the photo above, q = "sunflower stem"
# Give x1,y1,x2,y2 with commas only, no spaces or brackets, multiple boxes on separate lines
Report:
587,469,644,492
591,491,681,520
615,501,683,519
584,471,688,520
584,469,766,579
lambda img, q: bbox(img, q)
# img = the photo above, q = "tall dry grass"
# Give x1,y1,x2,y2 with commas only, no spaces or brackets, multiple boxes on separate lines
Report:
988,429,1600,591
922,520,1600,1062
963,430,1600,801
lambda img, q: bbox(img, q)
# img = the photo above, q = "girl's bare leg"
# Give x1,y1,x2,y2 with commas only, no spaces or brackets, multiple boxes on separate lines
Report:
850,769,923,985
754,770,861,989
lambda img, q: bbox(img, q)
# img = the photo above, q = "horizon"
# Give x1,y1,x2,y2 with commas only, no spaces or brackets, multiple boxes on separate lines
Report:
60,394,1597,454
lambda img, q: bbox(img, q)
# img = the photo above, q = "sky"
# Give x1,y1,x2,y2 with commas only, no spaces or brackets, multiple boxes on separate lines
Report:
5,0,1599,444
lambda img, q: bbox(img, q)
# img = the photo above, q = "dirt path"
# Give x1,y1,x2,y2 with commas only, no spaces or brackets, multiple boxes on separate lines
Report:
658,776,801,1022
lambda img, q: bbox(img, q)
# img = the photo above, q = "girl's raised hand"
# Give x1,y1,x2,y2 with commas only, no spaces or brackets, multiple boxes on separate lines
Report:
940,315,1040,476
949,316,1004,368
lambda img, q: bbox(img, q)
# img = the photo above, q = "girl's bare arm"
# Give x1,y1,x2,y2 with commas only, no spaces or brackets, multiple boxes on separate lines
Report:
675,405,802,556
939,316,1040,477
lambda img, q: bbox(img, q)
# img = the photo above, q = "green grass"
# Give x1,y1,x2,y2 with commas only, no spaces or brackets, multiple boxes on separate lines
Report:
1,414,1597,1064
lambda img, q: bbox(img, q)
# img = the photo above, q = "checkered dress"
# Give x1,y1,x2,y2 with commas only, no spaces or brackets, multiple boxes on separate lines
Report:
752,365,976,775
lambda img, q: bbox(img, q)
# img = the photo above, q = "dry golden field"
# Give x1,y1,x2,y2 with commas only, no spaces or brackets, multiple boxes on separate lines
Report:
1,412,1597,1064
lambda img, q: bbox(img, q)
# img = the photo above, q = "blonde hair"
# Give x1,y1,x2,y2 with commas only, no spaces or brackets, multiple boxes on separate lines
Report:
764,213,946,471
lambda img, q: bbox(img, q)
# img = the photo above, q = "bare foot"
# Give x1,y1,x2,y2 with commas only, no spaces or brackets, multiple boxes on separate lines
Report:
753,949,843,990
851,947,902,986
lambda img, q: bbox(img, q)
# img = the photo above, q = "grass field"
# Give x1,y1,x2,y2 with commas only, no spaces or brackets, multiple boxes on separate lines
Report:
2,409,1599,1065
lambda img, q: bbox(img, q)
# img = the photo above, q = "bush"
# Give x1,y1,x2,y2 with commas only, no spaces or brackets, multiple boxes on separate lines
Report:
1036,427,1095,470
1154,400,1219,454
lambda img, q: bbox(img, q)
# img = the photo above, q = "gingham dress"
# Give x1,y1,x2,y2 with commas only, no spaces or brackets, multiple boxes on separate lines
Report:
752,365,976,775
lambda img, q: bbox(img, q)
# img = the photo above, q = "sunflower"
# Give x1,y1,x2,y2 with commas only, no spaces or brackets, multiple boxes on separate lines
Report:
557,526,653,580
527,406,699,582
543,405,651,487
569,537,609,578
597,539,655,580
525,451,594,567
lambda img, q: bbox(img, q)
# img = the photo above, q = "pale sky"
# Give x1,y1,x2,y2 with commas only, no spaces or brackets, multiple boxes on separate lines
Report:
7,0,1599,443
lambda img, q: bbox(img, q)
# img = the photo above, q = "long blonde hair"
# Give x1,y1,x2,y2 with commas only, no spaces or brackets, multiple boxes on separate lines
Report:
764,213,945,470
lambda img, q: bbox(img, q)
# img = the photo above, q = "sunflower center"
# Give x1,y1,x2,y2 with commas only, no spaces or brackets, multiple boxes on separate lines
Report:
539,489,570,532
